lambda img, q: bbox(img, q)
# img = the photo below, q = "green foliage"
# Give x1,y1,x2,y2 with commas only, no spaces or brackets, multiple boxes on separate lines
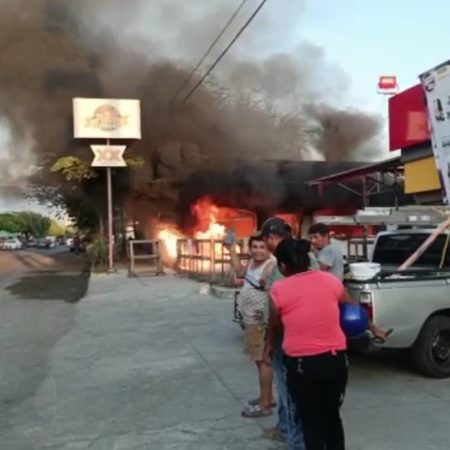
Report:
0,211,51,237
19,212,51,238
0,213,25,233
51,156,97,182
49,220,66,237
125,157,145,169
86,236,108,270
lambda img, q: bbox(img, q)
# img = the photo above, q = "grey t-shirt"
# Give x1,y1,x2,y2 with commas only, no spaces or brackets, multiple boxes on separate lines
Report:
317,244,344,280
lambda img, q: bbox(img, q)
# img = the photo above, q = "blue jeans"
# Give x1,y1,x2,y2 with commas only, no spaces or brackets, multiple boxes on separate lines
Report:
272,344,305,450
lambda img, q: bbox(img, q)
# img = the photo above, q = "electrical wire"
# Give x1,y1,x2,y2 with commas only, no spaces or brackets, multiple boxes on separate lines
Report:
168,0,249,107
179,0,268,105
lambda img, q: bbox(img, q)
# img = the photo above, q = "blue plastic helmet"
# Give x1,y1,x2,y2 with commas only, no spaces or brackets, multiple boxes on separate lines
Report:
340,303,368,338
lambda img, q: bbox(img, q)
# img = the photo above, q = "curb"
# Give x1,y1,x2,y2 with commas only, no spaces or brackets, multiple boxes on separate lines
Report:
210,284,240,299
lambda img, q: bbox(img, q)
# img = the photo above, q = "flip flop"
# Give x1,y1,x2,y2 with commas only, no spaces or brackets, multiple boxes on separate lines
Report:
241,404,273,418
248,397,277,408
262,427,286,443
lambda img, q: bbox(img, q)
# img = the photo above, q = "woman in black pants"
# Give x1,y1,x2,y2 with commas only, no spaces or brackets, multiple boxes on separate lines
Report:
267,238,351,450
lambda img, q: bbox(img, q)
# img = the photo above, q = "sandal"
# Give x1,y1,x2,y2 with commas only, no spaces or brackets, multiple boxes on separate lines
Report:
248,397,277,408
262,427,285,443
241,404,273,418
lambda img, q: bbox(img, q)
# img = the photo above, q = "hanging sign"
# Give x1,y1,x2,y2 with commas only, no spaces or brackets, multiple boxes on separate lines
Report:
420,61,450,203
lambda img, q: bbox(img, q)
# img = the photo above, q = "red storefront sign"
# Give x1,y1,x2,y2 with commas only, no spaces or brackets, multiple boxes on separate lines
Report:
389,84,430,151
378,75,398,94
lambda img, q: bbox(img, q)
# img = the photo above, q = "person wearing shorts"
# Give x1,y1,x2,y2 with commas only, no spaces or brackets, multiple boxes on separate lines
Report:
226,232,276,418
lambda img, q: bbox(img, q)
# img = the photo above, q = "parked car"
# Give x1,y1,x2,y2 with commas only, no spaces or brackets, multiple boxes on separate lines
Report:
27,238,37,248
346,229,450,378
3,237,23,250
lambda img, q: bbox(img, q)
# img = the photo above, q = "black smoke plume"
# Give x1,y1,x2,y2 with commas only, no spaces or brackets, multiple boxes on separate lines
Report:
0,0,382,226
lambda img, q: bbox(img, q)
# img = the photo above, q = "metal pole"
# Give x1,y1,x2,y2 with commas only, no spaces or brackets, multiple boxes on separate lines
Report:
106,139,114,273
107,166,114,272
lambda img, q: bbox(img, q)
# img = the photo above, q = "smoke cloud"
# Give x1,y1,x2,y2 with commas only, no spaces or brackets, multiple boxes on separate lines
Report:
0,0,382,222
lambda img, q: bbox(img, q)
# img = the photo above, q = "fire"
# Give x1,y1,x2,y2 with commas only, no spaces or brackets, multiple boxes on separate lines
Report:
157,226,183,259
191,197,229,239
156,197,240,266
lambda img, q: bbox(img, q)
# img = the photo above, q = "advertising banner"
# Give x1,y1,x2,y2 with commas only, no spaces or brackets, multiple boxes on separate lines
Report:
73,98,141,139
420,62,450,203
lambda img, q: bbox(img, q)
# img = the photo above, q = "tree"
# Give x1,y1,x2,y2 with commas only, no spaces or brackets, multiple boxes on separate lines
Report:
17,212,51,238
0,213,25,233
0,212,51,237
48,155,144,234
49,220,66,237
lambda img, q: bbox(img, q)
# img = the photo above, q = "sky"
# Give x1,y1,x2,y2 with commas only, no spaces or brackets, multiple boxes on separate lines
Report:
288,0,450,114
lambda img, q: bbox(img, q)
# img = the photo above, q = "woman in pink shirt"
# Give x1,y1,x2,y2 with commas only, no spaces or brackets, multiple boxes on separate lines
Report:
269,238,350,450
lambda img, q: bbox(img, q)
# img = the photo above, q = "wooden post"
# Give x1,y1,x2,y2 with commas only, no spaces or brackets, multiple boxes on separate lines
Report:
398,216,450,271
128,239,135,276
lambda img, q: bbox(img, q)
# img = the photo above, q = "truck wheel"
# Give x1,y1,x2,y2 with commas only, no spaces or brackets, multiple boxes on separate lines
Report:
411,315,450,378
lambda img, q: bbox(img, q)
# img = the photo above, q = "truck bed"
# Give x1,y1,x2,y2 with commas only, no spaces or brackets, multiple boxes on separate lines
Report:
345,270,450,349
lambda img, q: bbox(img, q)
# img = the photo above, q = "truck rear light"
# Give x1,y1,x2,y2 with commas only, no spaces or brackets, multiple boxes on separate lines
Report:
359,291,373,320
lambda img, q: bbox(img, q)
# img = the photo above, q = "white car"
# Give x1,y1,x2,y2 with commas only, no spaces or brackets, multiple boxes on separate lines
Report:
3,238,23,250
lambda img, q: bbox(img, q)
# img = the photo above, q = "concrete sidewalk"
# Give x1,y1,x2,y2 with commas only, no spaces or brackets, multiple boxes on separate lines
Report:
2,274,282,450
3,272,450,449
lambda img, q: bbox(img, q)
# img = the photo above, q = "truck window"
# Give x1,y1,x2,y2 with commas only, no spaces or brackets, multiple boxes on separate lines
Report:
372,233,450,268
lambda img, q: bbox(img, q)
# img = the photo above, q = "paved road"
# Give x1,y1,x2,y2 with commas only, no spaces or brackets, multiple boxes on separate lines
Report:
0,248,89,450
1,262,450,449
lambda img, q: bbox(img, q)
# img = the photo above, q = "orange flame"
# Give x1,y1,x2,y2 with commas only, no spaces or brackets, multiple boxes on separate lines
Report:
190,197,232,239
156,197,232,261
157,225,183,259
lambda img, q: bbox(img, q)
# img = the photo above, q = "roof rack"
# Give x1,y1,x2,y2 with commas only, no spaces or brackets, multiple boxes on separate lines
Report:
315,206,450,226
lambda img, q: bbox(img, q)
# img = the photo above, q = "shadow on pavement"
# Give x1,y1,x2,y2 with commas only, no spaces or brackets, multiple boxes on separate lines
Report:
6,267,91,303
350,348,414,376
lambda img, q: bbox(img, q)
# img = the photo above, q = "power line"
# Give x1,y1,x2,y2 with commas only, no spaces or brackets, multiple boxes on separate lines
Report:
179,0,268,105
169,0,249,107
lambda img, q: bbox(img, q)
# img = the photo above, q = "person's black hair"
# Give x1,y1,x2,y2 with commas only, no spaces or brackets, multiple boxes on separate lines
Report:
308,223,330,237
275,238,311,275
249,232,264,247
260,217,292,238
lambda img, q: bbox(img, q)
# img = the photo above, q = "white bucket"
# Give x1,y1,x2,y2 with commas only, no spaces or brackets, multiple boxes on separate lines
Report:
349,262,381,280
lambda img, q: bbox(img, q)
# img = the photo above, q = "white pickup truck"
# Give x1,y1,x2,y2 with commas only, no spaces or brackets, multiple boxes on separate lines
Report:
346,229,450,378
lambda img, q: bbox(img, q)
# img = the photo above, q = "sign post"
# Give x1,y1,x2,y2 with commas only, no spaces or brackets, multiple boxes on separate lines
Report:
73,98,141,272
420,62,450,204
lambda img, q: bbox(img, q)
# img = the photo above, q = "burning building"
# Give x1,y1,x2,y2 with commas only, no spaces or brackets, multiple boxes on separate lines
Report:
0,0,383,276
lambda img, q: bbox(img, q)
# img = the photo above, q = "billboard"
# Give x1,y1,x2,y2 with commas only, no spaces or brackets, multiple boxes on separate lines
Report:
420,61,450,203
73,98,141,139
388,84,430,151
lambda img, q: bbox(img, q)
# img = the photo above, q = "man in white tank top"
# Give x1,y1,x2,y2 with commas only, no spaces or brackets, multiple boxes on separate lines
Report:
226,232,276,418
